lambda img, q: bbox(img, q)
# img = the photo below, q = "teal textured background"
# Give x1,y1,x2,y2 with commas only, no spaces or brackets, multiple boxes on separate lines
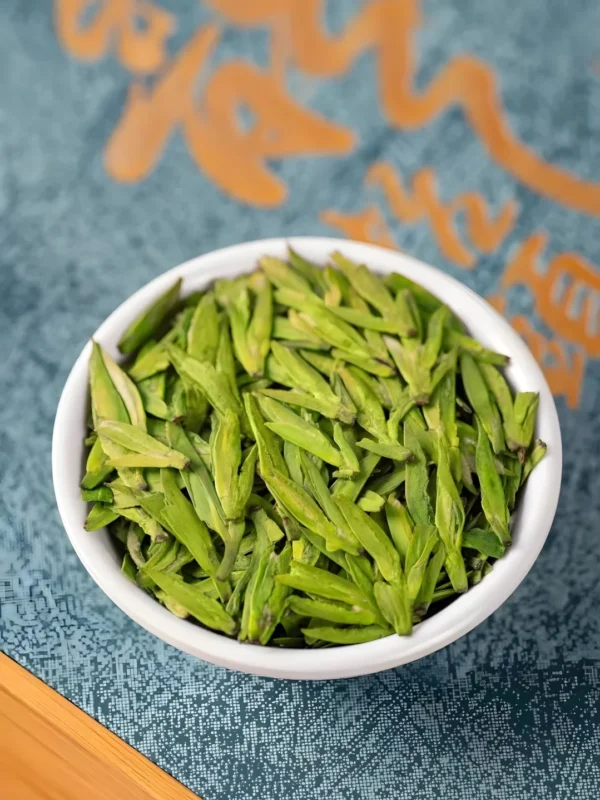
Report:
1,1,600,798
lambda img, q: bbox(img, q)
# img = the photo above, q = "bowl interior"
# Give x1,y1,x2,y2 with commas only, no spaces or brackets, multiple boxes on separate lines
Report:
52,237,562,679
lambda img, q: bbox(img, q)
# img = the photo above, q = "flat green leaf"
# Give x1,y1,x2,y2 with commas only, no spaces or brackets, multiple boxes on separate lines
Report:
118,278,182,354
144,567,237,635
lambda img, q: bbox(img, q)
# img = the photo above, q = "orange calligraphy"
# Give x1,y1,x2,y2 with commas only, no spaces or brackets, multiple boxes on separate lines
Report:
488,296,585,409
55,0,175,74
511,316,586,409
206,0,600,217
321,162,515,269
104,25,355,207
319,206,397,251
367,162,517,269
501,233,600,357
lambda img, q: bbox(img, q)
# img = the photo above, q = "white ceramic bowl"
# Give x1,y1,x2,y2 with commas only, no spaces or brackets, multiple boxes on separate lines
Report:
53,237,562,680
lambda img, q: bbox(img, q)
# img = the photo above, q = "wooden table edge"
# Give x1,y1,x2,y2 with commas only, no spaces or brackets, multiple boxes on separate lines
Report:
0,652,200,800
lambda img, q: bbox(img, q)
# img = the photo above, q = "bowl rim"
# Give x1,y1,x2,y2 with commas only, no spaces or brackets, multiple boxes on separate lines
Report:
52,236,562,680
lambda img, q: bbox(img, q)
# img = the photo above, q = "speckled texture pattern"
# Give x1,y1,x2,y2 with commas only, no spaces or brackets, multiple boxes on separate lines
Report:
1,1,600,798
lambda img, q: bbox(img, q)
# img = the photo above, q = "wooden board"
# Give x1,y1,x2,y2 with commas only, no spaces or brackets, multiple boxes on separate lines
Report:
0,653,199,800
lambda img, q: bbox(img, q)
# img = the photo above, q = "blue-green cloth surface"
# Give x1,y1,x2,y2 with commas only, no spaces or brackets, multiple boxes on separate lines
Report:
1,1,600,799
